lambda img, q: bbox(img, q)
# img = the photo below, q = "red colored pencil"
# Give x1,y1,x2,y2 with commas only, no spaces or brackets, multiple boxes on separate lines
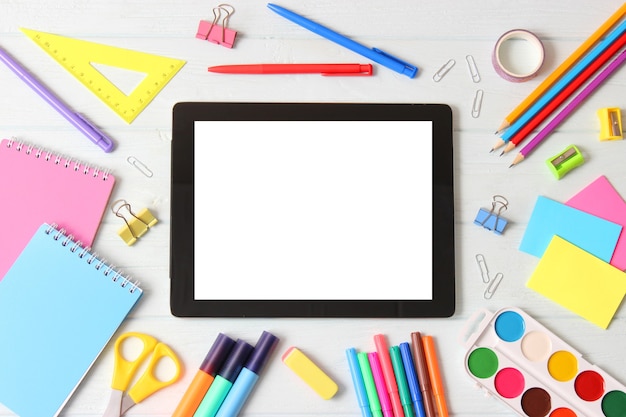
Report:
500,30,626,155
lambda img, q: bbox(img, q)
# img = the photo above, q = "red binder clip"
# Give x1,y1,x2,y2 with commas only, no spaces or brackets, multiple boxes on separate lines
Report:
196,4,237,48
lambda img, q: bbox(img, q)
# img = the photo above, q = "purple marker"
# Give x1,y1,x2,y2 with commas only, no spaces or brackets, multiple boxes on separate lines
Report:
0,46,114,152
214,331,280,417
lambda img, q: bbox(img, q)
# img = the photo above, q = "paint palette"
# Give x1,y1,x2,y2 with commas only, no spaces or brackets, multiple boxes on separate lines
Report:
460,307,626,417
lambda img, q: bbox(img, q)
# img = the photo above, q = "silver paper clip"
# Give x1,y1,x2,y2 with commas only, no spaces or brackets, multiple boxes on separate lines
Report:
433,59,455,82
475,254,490,283
484,272,503,299
127,156,153,178
466,55,481,82
472,89,484,118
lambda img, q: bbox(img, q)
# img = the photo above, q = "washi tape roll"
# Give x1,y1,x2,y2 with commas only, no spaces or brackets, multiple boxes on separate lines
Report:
492,29,545,82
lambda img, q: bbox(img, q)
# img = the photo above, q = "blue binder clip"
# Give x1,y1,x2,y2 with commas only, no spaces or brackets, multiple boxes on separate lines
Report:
474,195,509,235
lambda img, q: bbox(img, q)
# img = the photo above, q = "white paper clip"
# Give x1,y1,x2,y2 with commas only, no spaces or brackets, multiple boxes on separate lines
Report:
484,272,503,299
472,89,484,118
127,156,153,178
433,59,455,82
466,55,481,83
475,254,490,284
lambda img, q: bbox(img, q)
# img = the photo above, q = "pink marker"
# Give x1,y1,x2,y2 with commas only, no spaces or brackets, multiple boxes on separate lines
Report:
374,334,405,417
368,352,394,417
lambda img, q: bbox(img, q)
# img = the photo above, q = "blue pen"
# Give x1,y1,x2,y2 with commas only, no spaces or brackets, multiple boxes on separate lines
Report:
267,3,417,78
400,342,426,417
501,19,626,143
346,348,373,417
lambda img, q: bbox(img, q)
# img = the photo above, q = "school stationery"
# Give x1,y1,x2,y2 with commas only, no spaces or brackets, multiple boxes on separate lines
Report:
208,63,373,76
346,348,373,417
511,51,626,166
545,145,584,180
0,46,114,152
102,332,182,417
527,235,626,329
368,352,394,417
519,195,621,262
171,102,455,318
282,347,338,400
194,340,254,417
501,36,626,155
389,346,415,417
196,4,237,48
215,331,280,417
399,343,426,417
410,332,436,417
0,138,115,280
495,2,626,133
266,4,418,78
0,223,143,417
461,307,626,416
21,28,185,124
566,175,626,271
597,107,623,140
357,352,384,417
173,333,236,417
491,19,626,152
374,334,404,417
421,336,448,417
491,29,545,82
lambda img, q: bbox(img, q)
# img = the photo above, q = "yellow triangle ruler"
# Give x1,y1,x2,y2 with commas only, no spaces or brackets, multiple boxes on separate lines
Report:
21,28,186,124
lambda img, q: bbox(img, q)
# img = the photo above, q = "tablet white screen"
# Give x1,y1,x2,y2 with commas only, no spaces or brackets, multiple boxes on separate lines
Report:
194,121,433,300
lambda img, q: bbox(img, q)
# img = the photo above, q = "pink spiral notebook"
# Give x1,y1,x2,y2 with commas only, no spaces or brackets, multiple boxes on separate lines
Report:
0,138,115,280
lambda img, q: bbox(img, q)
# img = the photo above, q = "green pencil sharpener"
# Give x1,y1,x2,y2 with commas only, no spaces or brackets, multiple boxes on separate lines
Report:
546,145,584,180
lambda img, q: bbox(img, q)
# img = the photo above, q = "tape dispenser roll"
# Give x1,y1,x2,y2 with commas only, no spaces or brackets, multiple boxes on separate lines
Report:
492,29,545,82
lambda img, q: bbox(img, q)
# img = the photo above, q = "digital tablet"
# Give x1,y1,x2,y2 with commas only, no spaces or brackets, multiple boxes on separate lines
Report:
170,102,455,317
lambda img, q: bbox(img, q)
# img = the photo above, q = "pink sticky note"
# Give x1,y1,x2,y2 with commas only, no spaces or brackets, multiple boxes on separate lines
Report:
566,176,626,271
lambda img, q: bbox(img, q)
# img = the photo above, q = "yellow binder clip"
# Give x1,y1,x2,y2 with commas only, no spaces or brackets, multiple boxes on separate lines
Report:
111,199,158,246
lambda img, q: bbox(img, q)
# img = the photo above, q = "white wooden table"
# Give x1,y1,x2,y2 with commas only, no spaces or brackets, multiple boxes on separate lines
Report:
1,1,625,416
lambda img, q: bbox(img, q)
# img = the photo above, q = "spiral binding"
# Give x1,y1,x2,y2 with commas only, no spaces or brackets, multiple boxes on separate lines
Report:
44,223,140,293
5,137,112,181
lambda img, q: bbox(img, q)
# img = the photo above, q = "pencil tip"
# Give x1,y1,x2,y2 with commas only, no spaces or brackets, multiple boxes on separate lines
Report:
509,163,515,168
499,151,504,157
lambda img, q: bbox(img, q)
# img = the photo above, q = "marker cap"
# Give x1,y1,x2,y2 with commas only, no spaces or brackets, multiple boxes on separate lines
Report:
200,333,236,375
220,339,254,382
245,331,280,374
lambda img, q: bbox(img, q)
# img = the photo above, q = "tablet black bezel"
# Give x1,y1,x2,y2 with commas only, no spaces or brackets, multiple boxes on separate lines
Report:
170,102,455,317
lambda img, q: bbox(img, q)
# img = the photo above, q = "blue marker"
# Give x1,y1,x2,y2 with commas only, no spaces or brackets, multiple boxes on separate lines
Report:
214,331,280,417
400,342,426,417
346,348,373,417
267,3,418,78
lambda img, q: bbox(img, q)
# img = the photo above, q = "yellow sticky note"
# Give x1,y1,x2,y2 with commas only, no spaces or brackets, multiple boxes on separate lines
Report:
527,235,626,329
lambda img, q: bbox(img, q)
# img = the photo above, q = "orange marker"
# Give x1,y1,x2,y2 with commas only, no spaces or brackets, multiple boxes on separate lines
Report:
422,335,448,417
172,333,235,417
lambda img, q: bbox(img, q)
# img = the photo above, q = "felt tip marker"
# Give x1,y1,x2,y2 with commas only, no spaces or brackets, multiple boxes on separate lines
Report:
374,334,405,417
390,345,415,417
399,342,426,417
410,332,436,417
173,333,236,417
368,352,394,417
193,339,254,417
357,352,383,417
215,331,280,417
346,348,373,417
422,336,449,417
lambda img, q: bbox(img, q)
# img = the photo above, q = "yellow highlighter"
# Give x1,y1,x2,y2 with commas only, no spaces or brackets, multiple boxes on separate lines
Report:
282,347,338,399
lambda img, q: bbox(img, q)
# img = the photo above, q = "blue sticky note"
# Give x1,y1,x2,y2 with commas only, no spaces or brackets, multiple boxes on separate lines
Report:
520,196,621,262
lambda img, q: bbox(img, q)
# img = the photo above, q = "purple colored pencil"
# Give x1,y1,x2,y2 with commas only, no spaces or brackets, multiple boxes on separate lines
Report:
510,48,626,167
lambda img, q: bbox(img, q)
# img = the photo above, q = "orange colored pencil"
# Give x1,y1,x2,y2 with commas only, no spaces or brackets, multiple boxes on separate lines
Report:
495,3,626,133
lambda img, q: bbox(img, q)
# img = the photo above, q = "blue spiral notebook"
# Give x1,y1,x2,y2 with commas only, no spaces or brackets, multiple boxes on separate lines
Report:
0,223,142,417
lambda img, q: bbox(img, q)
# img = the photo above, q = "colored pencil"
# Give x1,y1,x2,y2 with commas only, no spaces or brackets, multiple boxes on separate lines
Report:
500,30,626,155
495,3,626,133
490,18,626,152
510,49,626,167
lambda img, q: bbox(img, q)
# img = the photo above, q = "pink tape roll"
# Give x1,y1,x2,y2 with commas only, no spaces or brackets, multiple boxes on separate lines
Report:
492,29,545,82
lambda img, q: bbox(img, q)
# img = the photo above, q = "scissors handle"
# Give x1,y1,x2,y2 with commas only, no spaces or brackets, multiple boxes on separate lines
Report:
127,342,183,404
112,332,159,391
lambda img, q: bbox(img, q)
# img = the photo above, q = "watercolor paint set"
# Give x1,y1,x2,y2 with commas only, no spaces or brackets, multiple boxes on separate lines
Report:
460,307,626,417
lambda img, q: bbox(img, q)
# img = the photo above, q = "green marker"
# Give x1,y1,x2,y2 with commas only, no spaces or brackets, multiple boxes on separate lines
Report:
194,339,253,417
390,345,415,417
357,352,383,417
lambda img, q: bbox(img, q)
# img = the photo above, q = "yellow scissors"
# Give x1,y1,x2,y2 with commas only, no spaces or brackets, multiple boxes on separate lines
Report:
102,332,183,417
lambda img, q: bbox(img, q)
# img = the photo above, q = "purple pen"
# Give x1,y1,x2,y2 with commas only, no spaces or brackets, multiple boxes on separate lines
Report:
0,46,114,152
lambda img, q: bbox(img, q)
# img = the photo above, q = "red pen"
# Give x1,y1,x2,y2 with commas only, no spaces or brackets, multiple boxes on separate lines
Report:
207,63,373,76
